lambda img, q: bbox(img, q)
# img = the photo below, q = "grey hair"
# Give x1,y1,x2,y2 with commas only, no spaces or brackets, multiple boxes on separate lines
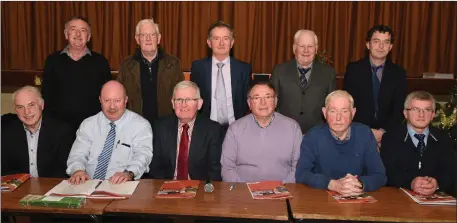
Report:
64,16,92,34
324,90,354,108
404,91,436,111
12,85,44,105
172,81,201,99
135,19,160,35
293,29,319,46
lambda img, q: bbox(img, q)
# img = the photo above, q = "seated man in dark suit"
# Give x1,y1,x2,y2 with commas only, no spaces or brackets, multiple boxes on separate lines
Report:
1,86,74,178
343,25,407,146
380,91,456,195
271,29,336,134
190,21,252,134
148,81,223,181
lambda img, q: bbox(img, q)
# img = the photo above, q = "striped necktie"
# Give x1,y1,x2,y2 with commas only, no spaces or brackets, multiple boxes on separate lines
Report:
93,122,116,179
298,67,311,89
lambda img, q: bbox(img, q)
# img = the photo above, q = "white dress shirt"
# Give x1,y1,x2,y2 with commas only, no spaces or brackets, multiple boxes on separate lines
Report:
24,119,42,177
66,110,153,180
210,56,235,124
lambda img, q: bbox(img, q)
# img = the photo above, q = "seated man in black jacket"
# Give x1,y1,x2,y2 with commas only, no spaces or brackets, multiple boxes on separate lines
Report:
147,81,222,181
2,86,74,178
380,91,456,195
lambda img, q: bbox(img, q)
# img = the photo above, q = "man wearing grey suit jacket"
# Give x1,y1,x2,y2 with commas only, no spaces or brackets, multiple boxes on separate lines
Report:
271,30,336,134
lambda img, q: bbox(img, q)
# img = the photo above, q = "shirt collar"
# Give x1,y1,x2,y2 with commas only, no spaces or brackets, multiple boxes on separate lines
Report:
23,117,43,134
102,110,128,127
296,61,313,70
60,45,92,56
179,117,197,130
135,47,161,64
369,59,385,68
212,56,230,65
329,124,351,142
406,124,430,140
252,112,275,129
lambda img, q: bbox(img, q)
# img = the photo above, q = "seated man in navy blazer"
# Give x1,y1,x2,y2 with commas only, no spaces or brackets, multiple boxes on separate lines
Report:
1,86,74,178
343,25,407,146
190,21,252,133
380,91,456,196
147,81,223,181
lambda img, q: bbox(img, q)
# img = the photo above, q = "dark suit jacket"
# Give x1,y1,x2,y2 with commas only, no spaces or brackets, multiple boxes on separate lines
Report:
147,114,223,181
271,59,336,133
1,115,75,178
190,57,252,121
343,57,407,131
380,124,457,195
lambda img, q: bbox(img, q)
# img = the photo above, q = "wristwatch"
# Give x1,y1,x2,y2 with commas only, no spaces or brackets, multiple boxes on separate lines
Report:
123,170,135,180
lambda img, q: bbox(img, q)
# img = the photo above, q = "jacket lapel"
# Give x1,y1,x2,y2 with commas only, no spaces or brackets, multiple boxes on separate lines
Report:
204,58,213,109
287,60,302,89
188,115,204,177
230,57,239,100
377,59,393,107
169,117,179,172
36,118,48,176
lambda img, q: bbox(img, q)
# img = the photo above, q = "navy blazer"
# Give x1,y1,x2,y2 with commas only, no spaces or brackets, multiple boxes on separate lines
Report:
1,115,75,178
190,57,252,121
343,57,407,131
146,114,223,181
380,124,457,195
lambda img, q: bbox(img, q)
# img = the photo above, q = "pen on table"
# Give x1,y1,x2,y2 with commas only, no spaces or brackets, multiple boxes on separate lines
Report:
229,183,235,191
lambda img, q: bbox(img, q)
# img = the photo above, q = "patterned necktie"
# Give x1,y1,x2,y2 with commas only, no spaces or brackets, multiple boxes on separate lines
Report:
177,124,189,180
215,62,228,124
93,122,116,179
298,67,311,89
414,133,426,156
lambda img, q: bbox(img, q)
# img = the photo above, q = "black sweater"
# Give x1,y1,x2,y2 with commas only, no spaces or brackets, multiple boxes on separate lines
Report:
41,50,112,130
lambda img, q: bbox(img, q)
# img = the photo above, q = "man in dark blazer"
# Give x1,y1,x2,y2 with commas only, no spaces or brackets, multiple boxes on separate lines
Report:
190,21,252,132
380,91,456,196
271,29,336,134
2,86,74,178
147,81,222,181
344,25,407,145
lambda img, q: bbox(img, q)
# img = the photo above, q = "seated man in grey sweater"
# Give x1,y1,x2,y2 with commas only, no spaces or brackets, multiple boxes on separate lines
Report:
221,82,302,183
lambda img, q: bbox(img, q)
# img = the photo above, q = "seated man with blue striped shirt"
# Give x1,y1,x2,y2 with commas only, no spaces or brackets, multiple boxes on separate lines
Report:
67,80,153,184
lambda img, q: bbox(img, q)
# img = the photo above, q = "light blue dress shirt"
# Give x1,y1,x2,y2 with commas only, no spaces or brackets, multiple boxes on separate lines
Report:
407,124,429,147
66,110,153,180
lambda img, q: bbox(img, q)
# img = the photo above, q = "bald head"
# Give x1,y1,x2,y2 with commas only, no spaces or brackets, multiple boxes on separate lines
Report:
13,85,44,132
100,81,128,121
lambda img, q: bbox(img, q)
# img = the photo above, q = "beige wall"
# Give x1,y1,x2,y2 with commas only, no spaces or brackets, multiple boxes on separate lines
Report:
2,93,15,115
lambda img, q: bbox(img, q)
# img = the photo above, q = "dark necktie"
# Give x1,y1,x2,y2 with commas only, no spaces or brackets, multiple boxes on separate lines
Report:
414,133,426,156
177,124,189,180
298,67,311,89
371,65,383,120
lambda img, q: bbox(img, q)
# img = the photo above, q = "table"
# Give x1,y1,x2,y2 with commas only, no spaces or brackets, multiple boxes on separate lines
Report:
1,178,112,222
104,179,289,221
286,184,456,222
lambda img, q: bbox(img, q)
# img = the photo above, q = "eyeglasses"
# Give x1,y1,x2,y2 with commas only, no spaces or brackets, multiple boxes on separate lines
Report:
173,98,199,105
248,96,275,103
406,107,434,114
138,33,159,39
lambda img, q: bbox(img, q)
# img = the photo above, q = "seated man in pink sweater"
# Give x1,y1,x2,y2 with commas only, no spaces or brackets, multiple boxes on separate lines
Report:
221,82,302,183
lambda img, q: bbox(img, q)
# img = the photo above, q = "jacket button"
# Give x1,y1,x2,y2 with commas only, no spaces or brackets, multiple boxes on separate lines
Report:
300,112,304,115
302,92,305,95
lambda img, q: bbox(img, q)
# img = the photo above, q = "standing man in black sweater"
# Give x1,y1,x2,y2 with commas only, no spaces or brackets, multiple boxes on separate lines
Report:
42,16,112,132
